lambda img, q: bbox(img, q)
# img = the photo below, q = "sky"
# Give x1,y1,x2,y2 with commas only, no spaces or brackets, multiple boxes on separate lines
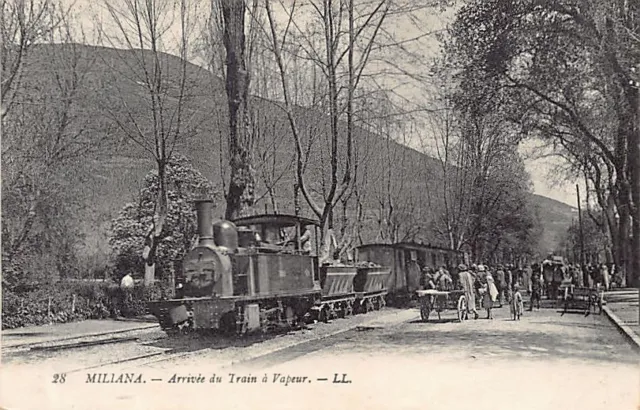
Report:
68,0,581,207
525,156,580,207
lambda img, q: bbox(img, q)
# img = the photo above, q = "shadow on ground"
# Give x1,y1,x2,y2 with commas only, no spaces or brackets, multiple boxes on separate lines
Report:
370,313,638,365
144,325,316,354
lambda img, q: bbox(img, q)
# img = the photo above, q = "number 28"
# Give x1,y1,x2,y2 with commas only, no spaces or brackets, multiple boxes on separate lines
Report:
52,373,66,383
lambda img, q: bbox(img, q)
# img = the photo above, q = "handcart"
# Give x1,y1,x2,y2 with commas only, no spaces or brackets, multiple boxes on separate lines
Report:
560,285,604,316
415,289,467,322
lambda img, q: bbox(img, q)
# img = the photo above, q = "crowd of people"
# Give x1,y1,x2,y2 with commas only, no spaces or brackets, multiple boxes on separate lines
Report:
420,258,612,320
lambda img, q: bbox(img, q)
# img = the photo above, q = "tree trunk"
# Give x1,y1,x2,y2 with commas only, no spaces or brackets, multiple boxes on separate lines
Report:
144,263,155,287
631,87,640,290
618,206,631,286
222,0,254,220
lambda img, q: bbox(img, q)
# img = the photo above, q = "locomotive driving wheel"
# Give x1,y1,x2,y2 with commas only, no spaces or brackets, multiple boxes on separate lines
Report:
457,295,467,322
420,297,431,321
285,306,296,326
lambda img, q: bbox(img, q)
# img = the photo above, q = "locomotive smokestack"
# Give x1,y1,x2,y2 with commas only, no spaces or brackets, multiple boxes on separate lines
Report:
195,200,215,246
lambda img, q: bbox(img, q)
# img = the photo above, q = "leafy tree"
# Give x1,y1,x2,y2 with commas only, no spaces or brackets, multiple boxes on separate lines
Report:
109,154,216,285
446,0,639,283
559,212,610,266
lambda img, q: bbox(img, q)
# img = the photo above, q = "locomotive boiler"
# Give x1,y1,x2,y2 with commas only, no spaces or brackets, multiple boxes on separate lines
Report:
147,200,391,334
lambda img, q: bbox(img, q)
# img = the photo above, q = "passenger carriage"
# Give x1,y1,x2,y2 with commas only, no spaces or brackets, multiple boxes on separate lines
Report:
355,242,466,306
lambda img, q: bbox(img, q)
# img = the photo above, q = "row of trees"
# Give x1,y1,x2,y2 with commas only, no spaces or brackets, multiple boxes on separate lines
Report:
208,0,541,263
2,0,544,294
444,0,639,285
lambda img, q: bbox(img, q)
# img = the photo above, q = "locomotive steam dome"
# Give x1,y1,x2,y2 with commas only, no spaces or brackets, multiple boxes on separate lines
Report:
213,220,238,252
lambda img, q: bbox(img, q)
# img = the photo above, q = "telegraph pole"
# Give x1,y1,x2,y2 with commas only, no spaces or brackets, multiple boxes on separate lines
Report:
577,184,587,286
630,68,640,325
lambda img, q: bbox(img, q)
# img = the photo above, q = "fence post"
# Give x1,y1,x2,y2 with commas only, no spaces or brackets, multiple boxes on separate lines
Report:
72,294,76,314
48,296,52,324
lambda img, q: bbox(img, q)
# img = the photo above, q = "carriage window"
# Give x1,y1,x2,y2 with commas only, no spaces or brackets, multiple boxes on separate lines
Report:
431,253,437,267
410,250,417,261
417,251,426,269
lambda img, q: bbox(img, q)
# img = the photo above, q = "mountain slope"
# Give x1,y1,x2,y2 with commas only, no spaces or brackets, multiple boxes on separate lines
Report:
7,44,574,258
531,194,577,255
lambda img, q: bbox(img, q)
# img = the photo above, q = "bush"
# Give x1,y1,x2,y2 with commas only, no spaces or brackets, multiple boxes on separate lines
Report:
1,280,170,330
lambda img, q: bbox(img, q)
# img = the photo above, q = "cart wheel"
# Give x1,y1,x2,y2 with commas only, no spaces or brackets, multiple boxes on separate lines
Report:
420,298,431,321
373,297,381,311
457,295,467,322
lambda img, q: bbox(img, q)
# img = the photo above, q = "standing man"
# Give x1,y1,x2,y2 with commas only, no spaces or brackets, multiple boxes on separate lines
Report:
458,264,479,320
120,271,135,317
552,263,564,301
495,265,506,307
529,263,542,310
299,225,313,254
600,263,610,291
523,264,532,295
542,260,554,299
506,266,514,302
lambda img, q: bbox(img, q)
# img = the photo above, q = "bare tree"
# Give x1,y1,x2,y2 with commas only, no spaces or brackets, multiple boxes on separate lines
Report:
97,0,200,285
202,0,262,219
1,13,103,285
264,0,395,262
1,0,69,120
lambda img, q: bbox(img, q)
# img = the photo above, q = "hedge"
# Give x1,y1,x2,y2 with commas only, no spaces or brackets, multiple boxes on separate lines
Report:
2,280,173,330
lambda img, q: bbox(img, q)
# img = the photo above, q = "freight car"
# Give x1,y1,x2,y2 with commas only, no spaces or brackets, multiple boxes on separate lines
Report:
147,200,390,334
355,242,466,306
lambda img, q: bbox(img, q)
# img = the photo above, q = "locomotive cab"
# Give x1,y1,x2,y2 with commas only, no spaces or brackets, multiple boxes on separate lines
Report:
233,214,321,284
233,214,320,257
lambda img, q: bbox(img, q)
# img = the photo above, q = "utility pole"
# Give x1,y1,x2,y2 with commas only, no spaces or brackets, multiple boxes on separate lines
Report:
577,184,587,286
630,68,640,325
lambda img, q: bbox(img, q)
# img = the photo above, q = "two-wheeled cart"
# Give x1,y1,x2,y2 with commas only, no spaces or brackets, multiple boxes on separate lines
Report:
415,289,467,322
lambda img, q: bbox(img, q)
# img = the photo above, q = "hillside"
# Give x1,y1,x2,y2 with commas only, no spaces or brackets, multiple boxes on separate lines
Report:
531,194,577,255
7,44,574,260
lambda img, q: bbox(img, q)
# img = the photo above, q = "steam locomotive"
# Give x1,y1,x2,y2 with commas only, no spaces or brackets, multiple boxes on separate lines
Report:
147,200,390,334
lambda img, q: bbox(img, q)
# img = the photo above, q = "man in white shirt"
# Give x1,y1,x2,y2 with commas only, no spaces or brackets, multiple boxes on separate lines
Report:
119,272,134,316
120,273,134,289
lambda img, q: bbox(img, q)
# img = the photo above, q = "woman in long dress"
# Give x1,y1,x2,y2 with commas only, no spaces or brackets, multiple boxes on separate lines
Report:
482,271,499,319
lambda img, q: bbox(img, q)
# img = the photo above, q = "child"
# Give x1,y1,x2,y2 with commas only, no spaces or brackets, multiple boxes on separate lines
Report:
511,284,524,320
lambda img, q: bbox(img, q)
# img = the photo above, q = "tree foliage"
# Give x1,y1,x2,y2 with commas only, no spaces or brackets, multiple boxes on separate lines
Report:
109,154,216,281
445,0,639,274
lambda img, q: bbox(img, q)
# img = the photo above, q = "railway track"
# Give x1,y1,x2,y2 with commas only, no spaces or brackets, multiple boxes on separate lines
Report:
4,307,419,378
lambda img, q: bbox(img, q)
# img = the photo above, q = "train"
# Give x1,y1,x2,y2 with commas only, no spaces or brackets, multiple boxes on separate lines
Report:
147,200,391,334
356,242,467,305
